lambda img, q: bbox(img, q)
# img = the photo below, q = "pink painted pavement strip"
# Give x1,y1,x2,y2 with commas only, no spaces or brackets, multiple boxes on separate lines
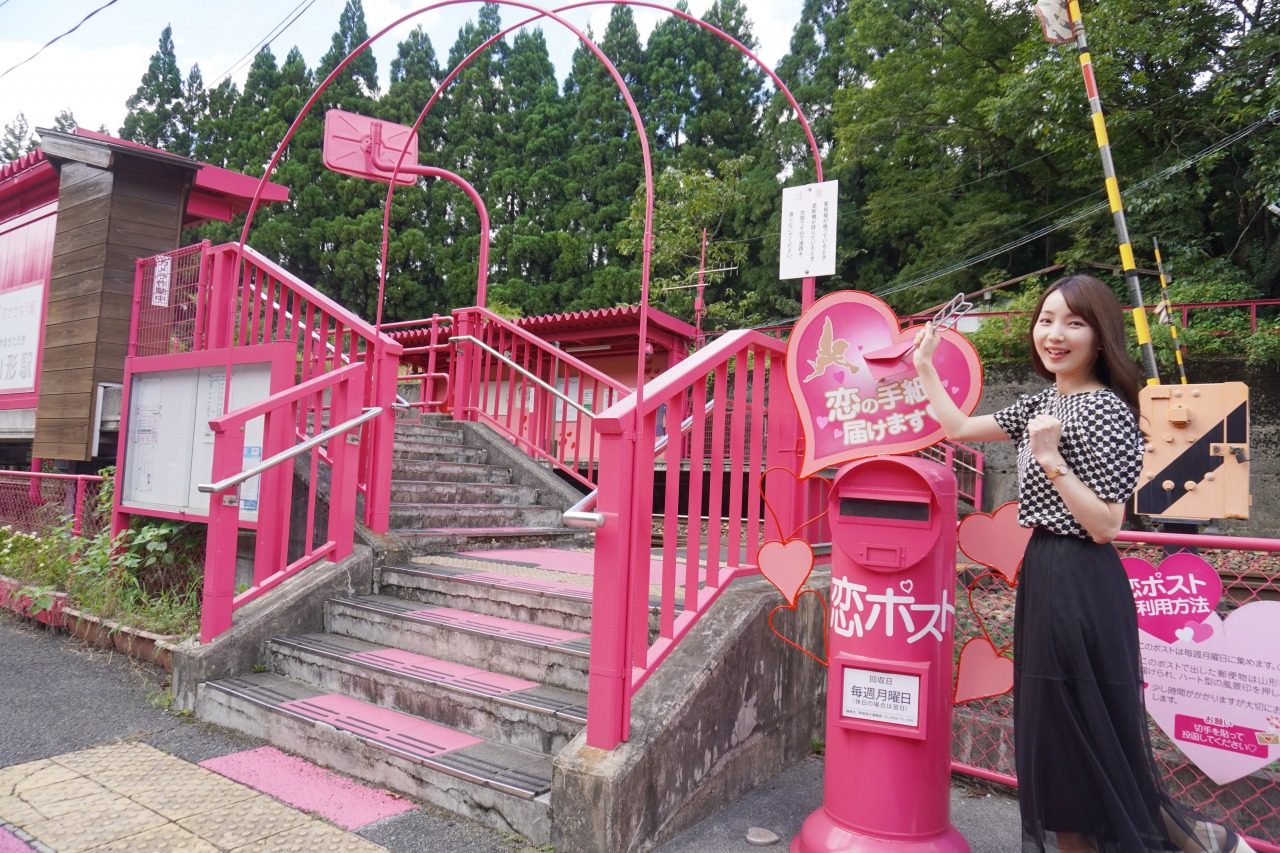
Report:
199,745,417,830
0,826,32,853
349,647,539,693
407,607,586,645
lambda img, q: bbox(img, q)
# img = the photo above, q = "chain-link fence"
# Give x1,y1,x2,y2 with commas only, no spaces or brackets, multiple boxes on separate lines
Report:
0,472,107,539
953,531,1280,849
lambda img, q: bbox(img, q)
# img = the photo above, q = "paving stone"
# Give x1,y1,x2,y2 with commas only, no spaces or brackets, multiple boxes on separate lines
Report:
0,794,45,826
50,742,156,776
24,800,168,853
3,762,79,795
231,819,387,852
178,794,312,849
17,786,118,819
131,769,258,820
83,822,220,852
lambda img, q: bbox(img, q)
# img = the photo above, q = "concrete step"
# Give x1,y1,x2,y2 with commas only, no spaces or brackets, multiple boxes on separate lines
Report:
268,633,586,754
388,480,540,506
325,595,591,692
379,560,592,633
391,459,514,484
389,503,565,529
390,527,590,555
393,423,466,445
196,672,552,843
393,439,488,464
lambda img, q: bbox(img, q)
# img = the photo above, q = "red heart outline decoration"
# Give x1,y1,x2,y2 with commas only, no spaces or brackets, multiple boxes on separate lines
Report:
957,502,1028,584
785,291,983,477
769,589,829,667
953,636,1014,704
759,465,832,542
965,571,1016,654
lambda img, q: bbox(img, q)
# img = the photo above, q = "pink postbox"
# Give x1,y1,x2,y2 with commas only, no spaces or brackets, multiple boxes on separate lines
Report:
793,456,969,853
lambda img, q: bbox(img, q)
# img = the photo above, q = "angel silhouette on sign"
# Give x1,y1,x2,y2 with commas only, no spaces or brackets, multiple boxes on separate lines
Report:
803,317,860,383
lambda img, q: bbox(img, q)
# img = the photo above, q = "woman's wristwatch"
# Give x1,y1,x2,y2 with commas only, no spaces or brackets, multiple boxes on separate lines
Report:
1043,462,1069,479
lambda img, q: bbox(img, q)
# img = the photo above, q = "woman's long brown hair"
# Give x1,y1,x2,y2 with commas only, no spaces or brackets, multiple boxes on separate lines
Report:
1029,274,1142,416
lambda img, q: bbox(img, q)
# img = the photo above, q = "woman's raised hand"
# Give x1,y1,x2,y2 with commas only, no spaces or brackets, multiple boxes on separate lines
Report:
912,322,940,374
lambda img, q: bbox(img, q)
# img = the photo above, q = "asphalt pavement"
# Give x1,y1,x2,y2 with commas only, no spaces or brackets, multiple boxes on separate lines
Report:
1,611,1022,852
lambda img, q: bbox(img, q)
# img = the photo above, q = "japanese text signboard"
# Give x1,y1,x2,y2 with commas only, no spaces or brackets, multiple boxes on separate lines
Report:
779,180,838,280
785,290,983,476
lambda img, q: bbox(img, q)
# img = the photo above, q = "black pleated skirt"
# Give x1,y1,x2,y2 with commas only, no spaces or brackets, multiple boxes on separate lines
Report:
1014,528,1237,853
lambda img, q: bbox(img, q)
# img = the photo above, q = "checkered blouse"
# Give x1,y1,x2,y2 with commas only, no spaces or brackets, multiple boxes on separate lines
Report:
992,387,1144,539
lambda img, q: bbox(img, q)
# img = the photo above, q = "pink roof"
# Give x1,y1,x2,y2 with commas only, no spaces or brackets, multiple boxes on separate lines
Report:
515,304,697,340
71,128,288,221
0,148,48,183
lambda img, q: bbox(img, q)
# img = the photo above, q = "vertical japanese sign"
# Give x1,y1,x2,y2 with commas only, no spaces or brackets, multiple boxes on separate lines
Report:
151,254,172,307
780,180,839,280
0,280,44,394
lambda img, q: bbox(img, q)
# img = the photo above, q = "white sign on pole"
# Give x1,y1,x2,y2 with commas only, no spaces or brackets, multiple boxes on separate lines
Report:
0,282,44,394
779,180,839,280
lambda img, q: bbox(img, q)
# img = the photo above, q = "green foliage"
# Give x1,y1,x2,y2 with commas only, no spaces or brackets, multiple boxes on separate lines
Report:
966,289,1042,363
102,0,1276,343
1,112,36,161
0,471,204,637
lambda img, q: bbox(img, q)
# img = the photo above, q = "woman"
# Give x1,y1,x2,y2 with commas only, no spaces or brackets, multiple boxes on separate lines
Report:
913,275,1252,853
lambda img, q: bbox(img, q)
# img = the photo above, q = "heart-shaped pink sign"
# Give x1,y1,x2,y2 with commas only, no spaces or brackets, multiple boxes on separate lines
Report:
759,539,815,606
957,502,1029,584
954,636,1013,704
785,291,983,477
1122,552,1222,643
1143,601,1280,785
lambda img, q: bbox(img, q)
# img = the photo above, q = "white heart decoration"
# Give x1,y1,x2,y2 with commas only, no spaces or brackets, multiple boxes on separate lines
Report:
900,579,914,594
1142,601,1280,785
1174,626,1195,643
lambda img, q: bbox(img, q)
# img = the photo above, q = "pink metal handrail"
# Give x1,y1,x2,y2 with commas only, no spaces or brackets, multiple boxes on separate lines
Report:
449,306,630,488
198,362,368,643
207,243,402,533
587,329,815,748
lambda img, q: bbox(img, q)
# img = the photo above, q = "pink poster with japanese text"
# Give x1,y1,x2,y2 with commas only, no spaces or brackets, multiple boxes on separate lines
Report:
785,291,983,476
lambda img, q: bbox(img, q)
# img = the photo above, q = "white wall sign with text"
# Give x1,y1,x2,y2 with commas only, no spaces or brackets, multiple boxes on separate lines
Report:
779,180,839,280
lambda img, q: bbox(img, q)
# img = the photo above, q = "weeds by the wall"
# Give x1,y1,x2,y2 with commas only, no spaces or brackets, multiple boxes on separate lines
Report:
0,469,205,637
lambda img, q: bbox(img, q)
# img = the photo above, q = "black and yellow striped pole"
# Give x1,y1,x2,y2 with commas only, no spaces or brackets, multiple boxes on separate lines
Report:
1152,237,1188,384
1066,0,1161,385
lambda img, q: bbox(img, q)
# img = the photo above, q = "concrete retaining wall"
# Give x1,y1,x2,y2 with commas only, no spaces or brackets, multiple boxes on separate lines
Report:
552,572,831,853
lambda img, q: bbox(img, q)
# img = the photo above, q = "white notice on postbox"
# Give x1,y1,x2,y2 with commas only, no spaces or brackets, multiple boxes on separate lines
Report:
842,666,921,728
779,180,838,280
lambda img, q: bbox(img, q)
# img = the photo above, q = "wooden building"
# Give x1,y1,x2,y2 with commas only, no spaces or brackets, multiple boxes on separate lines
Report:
0,128,286,468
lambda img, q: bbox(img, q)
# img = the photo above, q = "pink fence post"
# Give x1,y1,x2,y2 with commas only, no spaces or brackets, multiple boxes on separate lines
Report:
201,423,247,643
586,407,639,749
328,367,364,557
72,477,87,537
364,342,398,533
764,352,805,544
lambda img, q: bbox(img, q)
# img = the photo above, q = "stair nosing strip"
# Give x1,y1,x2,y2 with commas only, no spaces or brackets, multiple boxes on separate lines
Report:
208,676,550,799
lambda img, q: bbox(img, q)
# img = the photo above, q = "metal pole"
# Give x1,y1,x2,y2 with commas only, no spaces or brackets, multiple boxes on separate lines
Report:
1152,238,1188,384
1067,0,1160,384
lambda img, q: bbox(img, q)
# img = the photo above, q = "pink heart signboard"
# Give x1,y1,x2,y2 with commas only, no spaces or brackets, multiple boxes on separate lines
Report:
1141,601,1280,785
1122,552,1223,643
785,291,983,477
758,539,815,607
957,502,1029,585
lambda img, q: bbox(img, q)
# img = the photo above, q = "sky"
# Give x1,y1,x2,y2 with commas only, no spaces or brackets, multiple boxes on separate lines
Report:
0,0,802,139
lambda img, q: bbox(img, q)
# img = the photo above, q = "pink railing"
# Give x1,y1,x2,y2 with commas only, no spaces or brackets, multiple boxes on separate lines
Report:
0,471,106,538
383,314,455,412
953,528,1280,850
587,329,821,748
447,306,630,489
197,362,372,642
133,243,402,533
913,440,984,508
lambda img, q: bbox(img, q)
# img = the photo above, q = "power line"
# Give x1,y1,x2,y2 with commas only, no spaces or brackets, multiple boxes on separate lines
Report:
211,0,318,89
0,0,119,82
873,108,1279,298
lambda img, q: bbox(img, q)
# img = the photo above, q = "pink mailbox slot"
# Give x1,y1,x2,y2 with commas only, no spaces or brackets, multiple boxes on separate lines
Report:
793,455,969,853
